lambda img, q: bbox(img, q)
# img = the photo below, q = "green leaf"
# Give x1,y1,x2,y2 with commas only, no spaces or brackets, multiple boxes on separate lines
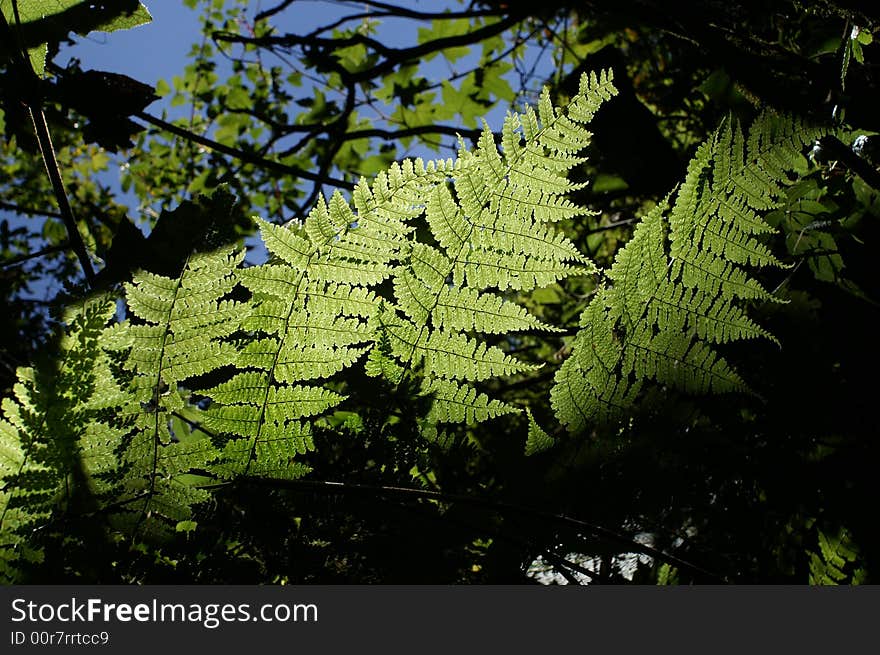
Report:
417,17,472,63
809,527,865,585
155,78,171,97
1,0,152,76
475,61,515,103
437,77,486,127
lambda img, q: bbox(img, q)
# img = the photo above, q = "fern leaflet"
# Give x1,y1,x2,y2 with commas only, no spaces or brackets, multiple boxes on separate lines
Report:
809,527,868,585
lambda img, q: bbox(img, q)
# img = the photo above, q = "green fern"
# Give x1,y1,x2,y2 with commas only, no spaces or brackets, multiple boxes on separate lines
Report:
0,75,614,547
0,298,120,582
656,563,680,585
200,71,618,464
552,112,826,432
809,527,867,585
204,159,454,479
104,245,244,539
524,409,555,456
378,71,618,438
1,72,846,578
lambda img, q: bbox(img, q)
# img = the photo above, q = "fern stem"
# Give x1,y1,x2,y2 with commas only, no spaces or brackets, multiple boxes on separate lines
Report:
135,260,187,537
396,82,576,389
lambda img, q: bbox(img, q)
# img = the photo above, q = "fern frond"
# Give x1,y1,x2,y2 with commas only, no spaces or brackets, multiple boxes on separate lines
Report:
257,218,313,270
809,527,868,585
359,72,617,436
421,378,518,425
106,245,244,539
378,308,538,382
524,410,555,456
553,112,823,432
394,268,557,334
0,299,118,582
205,160,451,481
205,72,617,447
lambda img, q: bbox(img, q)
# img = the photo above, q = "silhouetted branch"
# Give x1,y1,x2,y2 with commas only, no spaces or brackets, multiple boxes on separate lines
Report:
819,135,880,191
0,200,62,218
235,476,727,582
254,0,295,22
1,243,69,269
1,10,97,287
134,110,355,190
213,14,521,84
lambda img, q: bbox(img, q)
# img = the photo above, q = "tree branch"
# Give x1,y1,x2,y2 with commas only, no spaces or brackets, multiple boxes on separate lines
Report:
343,124,483,143
235,476,727,582
221,105,483,144
1,242,68,269
134,110,355,190
327,1,507,22
255,0,506,34
0,9,97,287
214,14,521,85
28,108,97,286
819,135,880,191
0,200,63,218
254,0,295,22
170,416,719,581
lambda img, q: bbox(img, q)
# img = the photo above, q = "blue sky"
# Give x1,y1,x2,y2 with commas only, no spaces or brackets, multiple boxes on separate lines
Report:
60,2,202,87
60,1,546,144
4,1,562,305
53,2,488,258
2,1,560,304
60,1,500,114
55,1,550,211
38,1,554,275
61,1,368,87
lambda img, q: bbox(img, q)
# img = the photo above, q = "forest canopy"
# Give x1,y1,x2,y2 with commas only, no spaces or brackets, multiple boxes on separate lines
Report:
0,0,878,584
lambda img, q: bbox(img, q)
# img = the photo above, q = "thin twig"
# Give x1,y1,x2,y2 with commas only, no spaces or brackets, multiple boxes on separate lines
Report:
28,108,97,285
213,15,521,85
0,9,96,287
135,111,355,189
0,200,63,218
584,217,640,235
173,417,720,580
235,476,727,582
1,242,69,269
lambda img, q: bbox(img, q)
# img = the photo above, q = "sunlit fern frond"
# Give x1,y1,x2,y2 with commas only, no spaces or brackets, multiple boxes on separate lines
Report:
552,112,825,433
0,298,119,581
